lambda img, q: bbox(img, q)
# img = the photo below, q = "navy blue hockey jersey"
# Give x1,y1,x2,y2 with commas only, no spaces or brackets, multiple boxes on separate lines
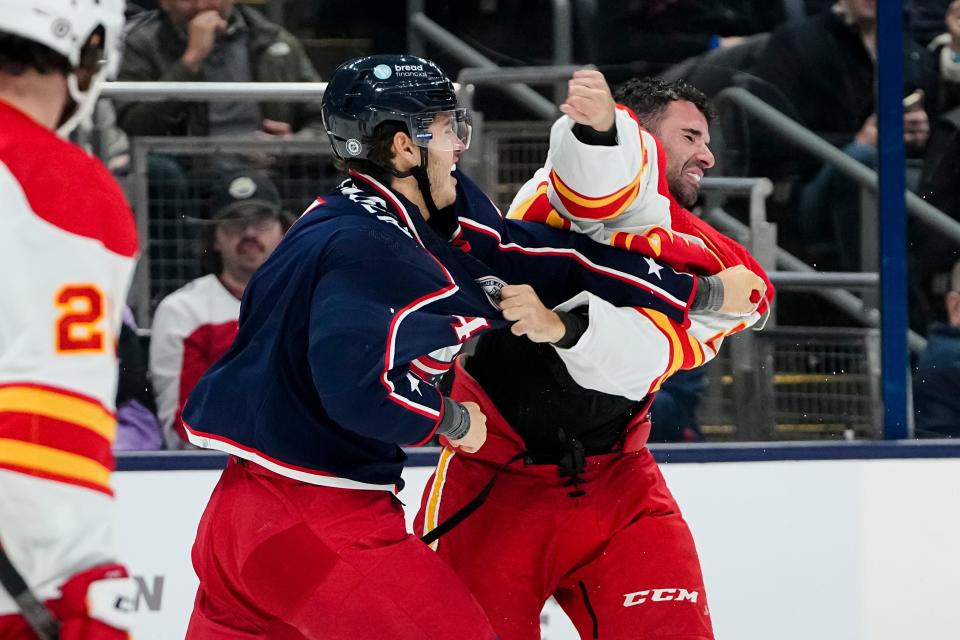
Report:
182,170,696,490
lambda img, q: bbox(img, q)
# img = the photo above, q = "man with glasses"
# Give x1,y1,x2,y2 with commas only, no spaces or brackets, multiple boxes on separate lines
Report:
149,169,291,448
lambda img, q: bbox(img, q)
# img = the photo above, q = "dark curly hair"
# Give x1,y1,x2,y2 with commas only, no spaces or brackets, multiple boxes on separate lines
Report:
613,77,716,134
0,32,71,75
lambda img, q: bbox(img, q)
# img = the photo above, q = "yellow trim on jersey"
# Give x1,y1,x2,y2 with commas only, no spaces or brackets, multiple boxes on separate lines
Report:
0,439,111,489
0,387,115,442
685,332,706,369
640,308,685,392
544,209,569,230
424,446,456,551
551,169,642,209
507,182,549,219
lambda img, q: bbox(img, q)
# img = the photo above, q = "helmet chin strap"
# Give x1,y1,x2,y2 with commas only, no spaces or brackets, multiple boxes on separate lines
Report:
376,147,443,221
56,67,107,138
410,150,443,222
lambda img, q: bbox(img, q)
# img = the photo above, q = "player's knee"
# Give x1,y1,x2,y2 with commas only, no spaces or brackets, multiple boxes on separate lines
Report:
55,563,137,640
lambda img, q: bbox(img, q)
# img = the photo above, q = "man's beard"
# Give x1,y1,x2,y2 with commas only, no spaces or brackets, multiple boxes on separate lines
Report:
667,173,699,208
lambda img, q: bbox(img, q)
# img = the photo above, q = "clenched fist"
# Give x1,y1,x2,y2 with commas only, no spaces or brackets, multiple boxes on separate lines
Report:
715,265,766,316
559,69,617,133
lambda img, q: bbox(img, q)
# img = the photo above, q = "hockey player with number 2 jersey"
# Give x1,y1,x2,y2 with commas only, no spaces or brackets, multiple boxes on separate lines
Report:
0,2,139,639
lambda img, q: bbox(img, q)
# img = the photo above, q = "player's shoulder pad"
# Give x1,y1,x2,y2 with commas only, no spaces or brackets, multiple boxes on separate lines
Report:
3,128,136,258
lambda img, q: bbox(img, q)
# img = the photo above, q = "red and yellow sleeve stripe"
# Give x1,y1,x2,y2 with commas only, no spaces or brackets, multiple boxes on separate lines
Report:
549,168,642,222
507,181,571,230
609,229,667,256
0,384,116,495
634,308,706,395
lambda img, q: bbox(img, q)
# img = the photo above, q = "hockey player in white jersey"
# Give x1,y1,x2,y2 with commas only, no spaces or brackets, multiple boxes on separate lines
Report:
508,70,773,396
416,72,771,640
0,2,139,638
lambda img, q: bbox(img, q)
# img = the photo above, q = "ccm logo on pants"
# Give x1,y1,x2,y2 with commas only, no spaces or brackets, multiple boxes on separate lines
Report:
623,588,699,607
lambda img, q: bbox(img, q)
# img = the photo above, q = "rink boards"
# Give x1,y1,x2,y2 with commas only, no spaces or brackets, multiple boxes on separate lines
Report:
114,442,960,640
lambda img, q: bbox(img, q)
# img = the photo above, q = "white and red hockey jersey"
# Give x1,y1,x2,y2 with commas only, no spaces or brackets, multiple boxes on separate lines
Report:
0,100,138,611
509,107,774,400
149,273,240,448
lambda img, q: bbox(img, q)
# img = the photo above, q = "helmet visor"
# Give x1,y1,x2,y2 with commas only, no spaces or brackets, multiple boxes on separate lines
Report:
408,109,472,152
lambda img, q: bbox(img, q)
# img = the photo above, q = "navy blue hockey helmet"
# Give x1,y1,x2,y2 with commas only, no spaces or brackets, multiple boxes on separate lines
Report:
321,54,472,161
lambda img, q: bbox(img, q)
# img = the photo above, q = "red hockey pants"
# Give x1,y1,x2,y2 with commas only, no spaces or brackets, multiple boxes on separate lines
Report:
187,457,496,640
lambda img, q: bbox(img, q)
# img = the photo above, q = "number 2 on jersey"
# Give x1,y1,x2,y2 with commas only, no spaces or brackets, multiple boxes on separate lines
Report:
55,285,105,353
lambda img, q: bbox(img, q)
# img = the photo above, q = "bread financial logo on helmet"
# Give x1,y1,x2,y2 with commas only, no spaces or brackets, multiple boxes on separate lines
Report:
475,276,506,310
393,63,427,78
228,177,257,199
373,64,392,80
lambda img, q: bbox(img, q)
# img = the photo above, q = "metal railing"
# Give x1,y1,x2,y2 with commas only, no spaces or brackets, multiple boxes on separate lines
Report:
406,0,574,118
710,87,946,353
102,82,326,102
714,87,960,247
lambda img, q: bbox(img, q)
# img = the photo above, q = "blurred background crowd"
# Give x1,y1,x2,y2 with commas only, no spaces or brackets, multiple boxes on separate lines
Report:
87,0,960,449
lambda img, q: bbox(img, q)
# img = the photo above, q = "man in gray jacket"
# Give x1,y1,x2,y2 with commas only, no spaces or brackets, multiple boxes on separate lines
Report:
118,0,324,138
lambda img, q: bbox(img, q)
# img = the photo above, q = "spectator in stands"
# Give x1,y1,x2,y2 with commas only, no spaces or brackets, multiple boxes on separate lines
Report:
927,1,960,110
913,259,960,438
117,0,324,303
752,0,939,155
911,3,960,331
149,169,292,448
116,0,324,138
115,309,164,450
911,0,954,46
750,0,942,271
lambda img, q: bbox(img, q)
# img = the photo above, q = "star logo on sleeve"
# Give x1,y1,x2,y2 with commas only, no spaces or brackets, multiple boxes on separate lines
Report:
644,257,664,279
406,372,423,395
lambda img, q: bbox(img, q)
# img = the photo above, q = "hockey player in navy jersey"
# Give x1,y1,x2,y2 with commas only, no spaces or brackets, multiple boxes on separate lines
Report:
181,55,762,639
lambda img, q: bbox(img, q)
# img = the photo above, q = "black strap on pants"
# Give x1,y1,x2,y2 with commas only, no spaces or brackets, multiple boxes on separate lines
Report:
420,451,526,546
0,541,60,640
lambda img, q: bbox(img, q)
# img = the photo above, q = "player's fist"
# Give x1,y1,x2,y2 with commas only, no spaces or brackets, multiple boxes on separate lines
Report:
559,69,616,133
448,401,487,453
500,284,566,343
716,265,766,316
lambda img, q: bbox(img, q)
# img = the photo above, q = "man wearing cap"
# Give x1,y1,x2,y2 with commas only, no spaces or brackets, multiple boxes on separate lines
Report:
149,169,291,448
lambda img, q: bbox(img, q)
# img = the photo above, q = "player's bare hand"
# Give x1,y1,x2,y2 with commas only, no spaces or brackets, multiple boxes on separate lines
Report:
448,401,487,453
500,284,566,343
559,69,616,133
716,265,765,316
182,11,227,70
